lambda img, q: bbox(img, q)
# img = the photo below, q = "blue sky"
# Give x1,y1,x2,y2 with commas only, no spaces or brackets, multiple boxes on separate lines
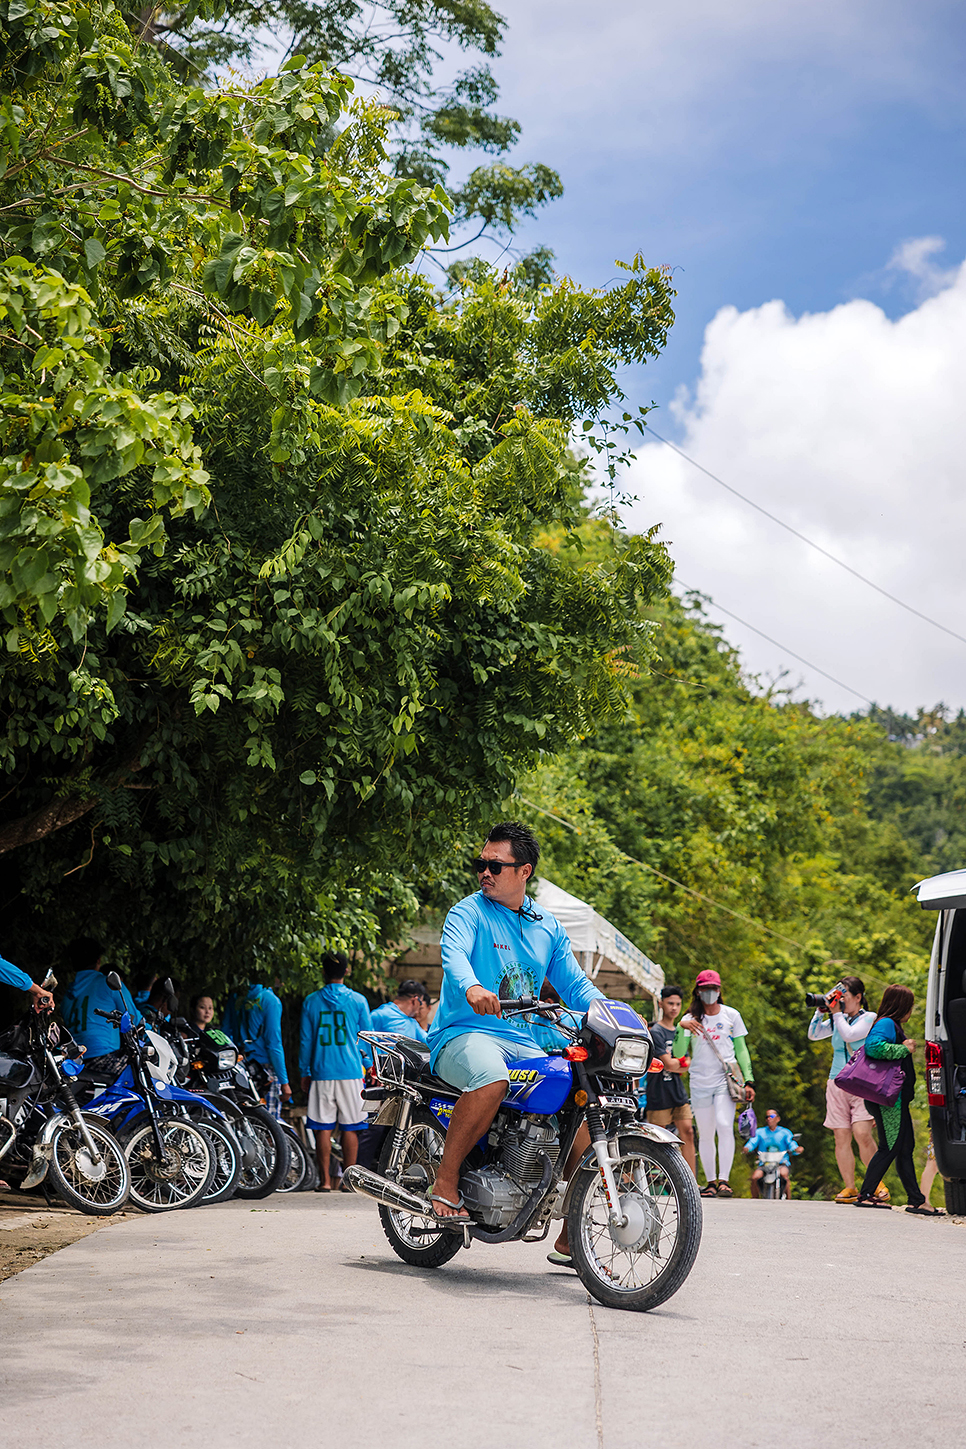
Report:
471,0,966,715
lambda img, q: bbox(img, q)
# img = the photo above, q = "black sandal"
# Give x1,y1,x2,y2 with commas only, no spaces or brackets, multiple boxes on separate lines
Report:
905,1203,945,1216
855,1195,892,1209
700,1182,718,1197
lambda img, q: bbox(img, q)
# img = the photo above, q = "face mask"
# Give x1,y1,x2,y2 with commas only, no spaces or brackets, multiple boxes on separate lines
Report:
698,989,719,1005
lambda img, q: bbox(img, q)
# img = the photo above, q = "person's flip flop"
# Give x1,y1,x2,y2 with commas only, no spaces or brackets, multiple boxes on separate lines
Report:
546,1250,575,1268
905,1204,945,1216
429,1193,471,1227
855,1196,892,1208
339,1182,354,1193
314,1184,332,1193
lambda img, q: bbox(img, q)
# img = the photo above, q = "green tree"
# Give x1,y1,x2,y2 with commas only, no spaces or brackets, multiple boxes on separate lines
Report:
1,0,676,989
130,0,564,238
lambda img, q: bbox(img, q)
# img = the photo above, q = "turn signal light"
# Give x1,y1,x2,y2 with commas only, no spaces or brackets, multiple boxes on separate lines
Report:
562,1045,589,1061
925,1040,945,1106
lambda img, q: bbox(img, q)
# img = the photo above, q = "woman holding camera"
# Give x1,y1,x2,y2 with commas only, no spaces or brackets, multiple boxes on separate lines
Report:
807,977,882,1204
856,984,942,1215
674,969,754,1198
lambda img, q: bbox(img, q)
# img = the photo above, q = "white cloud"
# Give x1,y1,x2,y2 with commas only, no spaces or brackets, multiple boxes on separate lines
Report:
622,259,966,714
885,236,958,300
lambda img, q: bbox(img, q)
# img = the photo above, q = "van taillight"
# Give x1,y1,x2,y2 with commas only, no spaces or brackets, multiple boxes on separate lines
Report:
925,1040,945,1106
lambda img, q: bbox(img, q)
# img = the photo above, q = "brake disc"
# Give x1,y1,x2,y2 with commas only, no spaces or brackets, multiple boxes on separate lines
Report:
608,1191,662,1254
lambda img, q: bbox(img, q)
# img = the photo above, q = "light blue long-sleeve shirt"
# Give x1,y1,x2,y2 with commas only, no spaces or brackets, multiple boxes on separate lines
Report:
371,1000,427,1042
299,984,373,1081
223,984,288,1084
61,970,142,1057
0,953,33,993
427,892,604,1070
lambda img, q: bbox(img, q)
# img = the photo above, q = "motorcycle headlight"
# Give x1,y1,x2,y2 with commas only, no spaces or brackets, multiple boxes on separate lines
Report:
611,1037,651,1075
216,1048,238,1068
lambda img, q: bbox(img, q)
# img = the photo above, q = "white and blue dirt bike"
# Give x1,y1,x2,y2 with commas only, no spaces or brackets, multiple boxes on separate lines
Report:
344,997,702,1312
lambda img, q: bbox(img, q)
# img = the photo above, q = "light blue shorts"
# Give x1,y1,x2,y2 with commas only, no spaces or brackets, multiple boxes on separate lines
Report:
434,1033,518,1093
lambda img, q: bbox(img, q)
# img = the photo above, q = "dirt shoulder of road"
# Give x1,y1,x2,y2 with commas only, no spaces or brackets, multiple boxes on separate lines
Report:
0,1190,132,1282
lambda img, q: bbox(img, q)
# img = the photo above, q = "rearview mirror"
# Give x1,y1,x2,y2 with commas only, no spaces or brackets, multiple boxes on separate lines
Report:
105,970,123,992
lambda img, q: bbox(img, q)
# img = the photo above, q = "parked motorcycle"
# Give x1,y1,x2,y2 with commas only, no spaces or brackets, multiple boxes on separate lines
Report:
175,1029,291,1198
0,981,130,1215
344,997,702,1312
77,975,215,1212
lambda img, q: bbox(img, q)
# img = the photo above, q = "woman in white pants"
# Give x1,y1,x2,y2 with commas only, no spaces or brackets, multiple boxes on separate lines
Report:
674,969,755,1198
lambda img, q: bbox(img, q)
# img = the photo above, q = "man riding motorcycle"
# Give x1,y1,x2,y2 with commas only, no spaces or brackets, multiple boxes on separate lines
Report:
427,820,604,1265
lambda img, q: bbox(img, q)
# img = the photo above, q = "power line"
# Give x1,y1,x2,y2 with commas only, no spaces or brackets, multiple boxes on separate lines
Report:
646,427,966,649
515,793,808,952
674,581,874,706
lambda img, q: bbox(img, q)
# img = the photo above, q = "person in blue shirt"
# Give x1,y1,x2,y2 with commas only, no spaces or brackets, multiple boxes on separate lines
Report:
299,953,373,1191
744,1109,803,1197
371,980,429,1043
427,821,604,1245
0,951,54,1011
223,981,291,1118
60,937,142,1060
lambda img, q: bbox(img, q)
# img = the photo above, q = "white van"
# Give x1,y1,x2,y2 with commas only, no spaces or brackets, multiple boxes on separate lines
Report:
916,868,966,1214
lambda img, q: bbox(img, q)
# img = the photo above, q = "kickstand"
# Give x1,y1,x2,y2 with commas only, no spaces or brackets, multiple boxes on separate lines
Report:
462,1224,472,1250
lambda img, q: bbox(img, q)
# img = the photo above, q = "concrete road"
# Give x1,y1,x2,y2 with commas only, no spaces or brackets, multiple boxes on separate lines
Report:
0,1193,962,1448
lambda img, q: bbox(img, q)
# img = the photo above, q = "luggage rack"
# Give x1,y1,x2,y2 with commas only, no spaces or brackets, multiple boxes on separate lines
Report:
359,1031,410,1089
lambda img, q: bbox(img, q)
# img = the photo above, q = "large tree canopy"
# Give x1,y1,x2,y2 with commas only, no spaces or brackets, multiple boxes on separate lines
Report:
131,0,564,237
1,0,676,985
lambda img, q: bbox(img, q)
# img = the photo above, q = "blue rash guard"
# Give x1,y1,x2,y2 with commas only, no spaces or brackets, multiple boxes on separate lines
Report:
744,1126,799,1166
299,983,374,1081
61,970,143,1057
427,891,605,1072
371,1000,427,1043
0,953,34,993
223,984,289,1085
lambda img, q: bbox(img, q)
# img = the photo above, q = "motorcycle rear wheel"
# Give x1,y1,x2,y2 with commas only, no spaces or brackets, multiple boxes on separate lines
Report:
195,1118,243,1205
121,1119,214,1212
377,1108,463,1268
277,1129,309,1193
234,1105,291,1198
569,1135,702,1312
47,1115,130,1216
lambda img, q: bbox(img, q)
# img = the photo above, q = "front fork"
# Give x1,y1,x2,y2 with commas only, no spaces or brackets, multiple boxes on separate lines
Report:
577,1065,627,1229
48,1051,104,1165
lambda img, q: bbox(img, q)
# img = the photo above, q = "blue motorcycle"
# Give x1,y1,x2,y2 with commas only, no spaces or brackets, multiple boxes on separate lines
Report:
78,974,218,1212
345,996,702,1312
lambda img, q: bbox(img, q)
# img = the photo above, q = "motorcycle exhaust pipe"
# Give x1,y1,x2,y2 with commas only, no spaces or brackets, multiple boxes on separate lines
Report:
342,1164,434,1217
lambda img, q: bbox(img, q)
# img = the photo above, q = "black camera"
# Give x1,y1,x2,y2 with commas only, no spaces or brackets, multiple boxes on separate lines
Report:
805,982,845,1013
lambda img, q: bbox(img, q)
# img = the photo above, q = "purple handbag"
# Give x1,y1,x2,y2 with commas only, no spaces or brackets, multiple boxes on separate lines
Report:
834,1045,903,1107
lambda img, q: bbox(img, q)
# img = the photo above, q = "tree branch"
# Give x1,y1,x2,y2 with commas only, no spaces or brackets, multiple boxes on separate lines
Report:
0,734,153,857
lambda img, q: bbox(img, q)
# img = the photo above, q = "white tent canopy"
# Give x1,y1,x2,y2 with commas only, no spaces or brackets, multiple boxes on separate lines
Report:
391,878,664,1005
534,879,664,1004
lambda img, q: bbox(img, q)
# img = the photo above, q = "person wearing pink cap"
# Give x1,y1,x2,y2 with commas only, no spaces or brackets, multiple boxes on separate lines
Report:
673,970,754,1197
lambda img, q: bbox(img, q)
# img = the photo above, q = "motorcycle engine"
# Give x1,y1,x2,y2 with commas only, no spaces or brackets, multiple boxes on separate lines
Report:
459,1115,561,1229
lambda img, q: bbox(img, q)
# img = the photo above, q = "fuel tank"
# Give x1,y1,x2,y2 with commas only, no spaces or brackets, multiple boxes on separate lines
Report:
502,1053,573,1115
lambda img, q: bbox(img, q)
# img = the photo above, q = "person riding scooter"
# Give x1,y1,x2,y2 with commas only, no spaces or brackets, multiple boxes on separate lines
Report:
744,1109,803,1197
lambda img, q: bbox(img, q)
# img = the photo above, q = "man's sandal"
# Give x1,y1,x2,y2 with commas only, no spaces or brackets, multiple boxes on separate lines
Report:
855,1195,892,1208
429,1193,471,1227
906,1204,945,1216
715,1181,734,1197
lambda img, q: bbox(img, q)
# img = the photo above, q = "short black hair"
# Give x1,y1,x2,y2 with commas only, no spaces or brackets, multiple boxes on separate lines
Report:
397,979,429,1002
190,992,214,1013
63,936,104,972
661,984,684,1000
485,821,540,870
323,951,349,983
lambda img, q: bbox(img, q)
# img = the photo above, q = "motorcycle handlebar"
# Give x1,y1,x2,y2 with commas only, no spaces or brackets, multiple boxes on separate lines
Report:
499,996,556,1016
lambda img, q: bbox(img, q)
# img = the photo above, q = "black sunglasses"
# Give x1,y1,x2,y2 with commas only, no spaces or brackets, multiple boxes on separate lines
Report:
472,857,522,876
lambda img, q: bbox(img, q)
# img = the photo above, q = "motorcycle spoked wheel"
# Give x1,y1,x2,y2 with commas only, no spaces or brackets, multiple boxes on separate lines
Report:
194,1118,244,1205
120,1119,214,1212
568,1135,702,1312
297,1139,320,1191
277,1130,309,1193
376,1108,463,1268
233,1106,291,1199
47,1115,131,1216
